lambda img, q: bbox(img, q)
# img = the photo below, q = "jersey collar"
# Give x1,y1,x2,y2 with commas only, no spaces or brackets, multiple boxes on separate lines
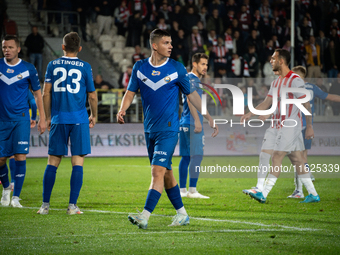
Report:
4,58,22,67
62,56,79,59
148,57,169,68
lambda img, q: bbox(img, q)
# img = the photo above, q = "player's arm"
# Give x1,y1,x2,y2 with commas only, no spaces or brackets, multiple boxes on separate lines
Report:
326,94,340,102
241,96,273,122
43,82,52,131
187,91,218,137
88,91,98,128
117,90,136,124
33,88,46,134
187,98,202,133
302,101,314,139
28,92,37,128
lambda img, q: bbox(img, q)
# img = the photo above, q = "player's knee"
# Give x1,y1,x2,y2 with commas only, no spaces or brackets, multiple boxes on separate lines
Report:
0,157,7,166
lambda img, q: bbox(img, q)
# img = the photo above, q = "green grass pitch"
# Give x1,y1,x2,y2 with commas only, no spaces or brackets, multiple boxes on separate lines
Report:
0,156,339,254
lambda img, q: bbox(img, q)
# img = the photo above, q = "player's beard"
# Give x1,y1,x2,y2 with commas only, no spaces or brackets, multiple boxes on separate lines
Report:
272,63,281,72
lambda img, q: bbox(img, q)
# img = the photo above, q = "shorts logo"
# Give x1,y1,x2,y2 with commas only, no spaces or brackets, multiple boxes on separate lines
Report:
7,68,14,73
24,148,28,151
18,141,28,145
183,127,189,132
164,76,171,83
152,70,160,76
16,174,25,177
159,158,166,162
154,151,167,155
17,74,23,79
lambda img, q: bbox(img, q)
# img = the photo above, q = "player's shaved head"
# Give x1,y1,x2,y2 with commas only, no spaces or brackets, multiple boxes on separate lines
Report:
192,53,208,64
3,35,20,47
275,49,291,66
292,66,306,79
63,32,81,53
149,29,171,47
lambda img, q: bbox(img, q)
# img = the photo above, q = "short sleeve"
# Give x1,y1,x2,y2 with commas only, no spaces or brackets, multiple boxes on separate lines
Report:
314,84,328,100
291,77,307,99
85,63,95,92
127,62,140,92
177,63,190,95
28,64,41,91
45,62,53,84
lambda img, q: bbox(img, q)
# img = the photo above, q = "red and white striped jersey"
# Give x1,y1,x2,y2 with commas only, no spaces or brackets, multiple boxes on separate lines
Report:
267,71,306,129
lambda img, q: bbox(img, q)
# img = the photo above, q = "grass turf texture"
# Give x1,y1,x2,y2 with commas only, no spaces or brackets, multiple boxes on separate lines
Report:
0,156,339,254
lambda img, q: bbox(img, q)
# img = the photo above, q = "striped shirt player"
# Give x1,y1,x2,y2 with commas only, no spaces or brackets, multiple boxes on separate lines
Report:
0,35,46,208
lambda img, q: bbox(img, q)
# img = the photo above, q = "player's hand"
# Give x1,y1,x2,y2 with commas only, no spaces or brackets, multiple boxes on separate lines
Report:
30,120,37,128
241,112,252,122
194,120,202,133
46,119,51,132
208,119,218,137
89,115,96,128
305,125,314,140
117,110,126,124
38,119,46,134
259,114,271,121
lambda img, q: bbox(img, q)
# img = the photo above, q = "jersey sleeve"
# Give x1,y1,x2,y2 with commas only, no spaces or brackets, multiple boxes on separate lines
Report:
27,63,41,91
313,84,328,100
127,62,140,92
177,64,190,95
267,80,275,97
84,63,95,92
291,77,307,99
45,62,53,84
28,91,37,120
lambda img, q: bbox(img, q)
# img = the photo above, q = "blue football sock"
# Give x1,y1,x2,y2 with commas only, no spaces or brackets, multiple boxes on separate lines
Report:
13,160,26,197
144,189,161,213
189,155,203,188
0,164,10,189
42,165,58,203
165,184,183,210
69,166,83,204
179,156,190,188
9,158,15,183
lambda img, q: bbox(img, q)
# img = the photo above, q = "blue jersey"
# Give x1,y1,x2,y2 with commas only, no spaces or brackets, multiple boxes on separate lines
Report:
128,58,190,133
0,58,40,121
45,56,95,124
180,72,203,126
28,91,37,121
302,82,328,127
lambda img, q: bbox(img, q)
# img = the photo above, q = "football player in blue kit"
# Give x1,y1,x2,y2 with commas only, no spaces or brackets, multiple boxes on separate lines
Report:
0,35,46,208
288,66,340,198
117,29,218,229
37,32,98,215
179,53,210,199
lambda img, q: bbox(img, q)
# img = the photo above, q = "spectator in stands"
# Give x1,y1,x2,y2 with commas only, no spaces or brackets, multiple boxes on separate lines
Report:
184,0,199,14
171,28,189,66
197,20,208,42
231,18,241,35
126,11,143,47
211,37,228,77
198,5,208,28
263,55,275,86
232,30,244,57
24,26,44,82
297,16,314,43
132,45,146,64
259,0,271,26
95,0,114,39
157,17,170,31
225,0,237,14
159,1,172,23
243,44,259,78
316,30,329,73
305,35,322,78
329,73,340,115
208,0,226,18
261,39,274,66
128,0,148,20
188,25,205,60
169,4,182,24
329,28,340,45
282,40,291,52
206,8,224,37
207,29,218,46
119,65,132,91
237,4,252,42
252,10,264,32
114,0,130,37
224,27,234,53
266,18,282,43
145,0,158,28
181,6,200,35
228,52,249,78
75,0,91,41
245,29,262,55
324,40,340,79
329,19,340,39
94,74,113,90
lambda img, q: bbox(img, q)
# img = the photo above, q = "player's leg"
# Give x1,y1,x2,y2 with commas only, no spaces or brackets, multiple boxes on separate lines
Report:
9,156,15,191
178,125,190,196
0,157,11,206
288,150,320,203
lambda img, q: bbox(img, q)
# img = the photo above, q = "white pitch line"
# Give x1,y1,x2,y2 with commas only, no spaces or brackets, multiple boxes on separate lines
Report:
21,207,320,232
108,165,179,169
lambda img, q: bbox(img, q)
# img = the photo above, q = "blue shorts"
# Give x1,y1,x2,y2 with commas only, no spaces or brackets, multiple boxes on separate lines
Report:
179,124,204,156
48,123,91,156
302,128,312,150
0,121,30,157
145,131,178,170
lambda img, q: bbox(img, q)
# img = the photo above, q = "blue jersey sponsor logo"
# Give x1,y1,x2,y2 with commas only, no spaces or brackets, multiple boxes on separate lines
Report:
152,70,160,76
6,68,14,73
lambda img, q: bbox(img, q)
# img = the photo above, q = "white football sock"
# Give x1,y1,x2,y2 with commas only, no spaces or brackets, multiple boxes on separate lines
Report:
142,210,151,220
298,173,317,196
176,206,187,215
256,152,271,191
180,188,187,193
294,170,303,193
262,174,278,198
189,187,197,193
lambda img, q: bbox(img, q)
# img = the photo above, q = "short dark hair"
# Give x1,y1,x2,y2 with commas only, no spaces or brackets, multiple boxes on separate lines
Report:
275,48,291,65
63,32,81,53
149,29,171,47
292,65,306,78
3,35,20,47
192,53,209,64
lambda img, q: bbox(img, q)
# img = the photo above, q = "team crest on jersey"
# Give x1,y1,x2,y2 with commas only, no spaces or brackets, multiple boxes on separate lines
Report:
164,76,171,83
151,70,160,76
17,74,23,79
6,68,14,73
